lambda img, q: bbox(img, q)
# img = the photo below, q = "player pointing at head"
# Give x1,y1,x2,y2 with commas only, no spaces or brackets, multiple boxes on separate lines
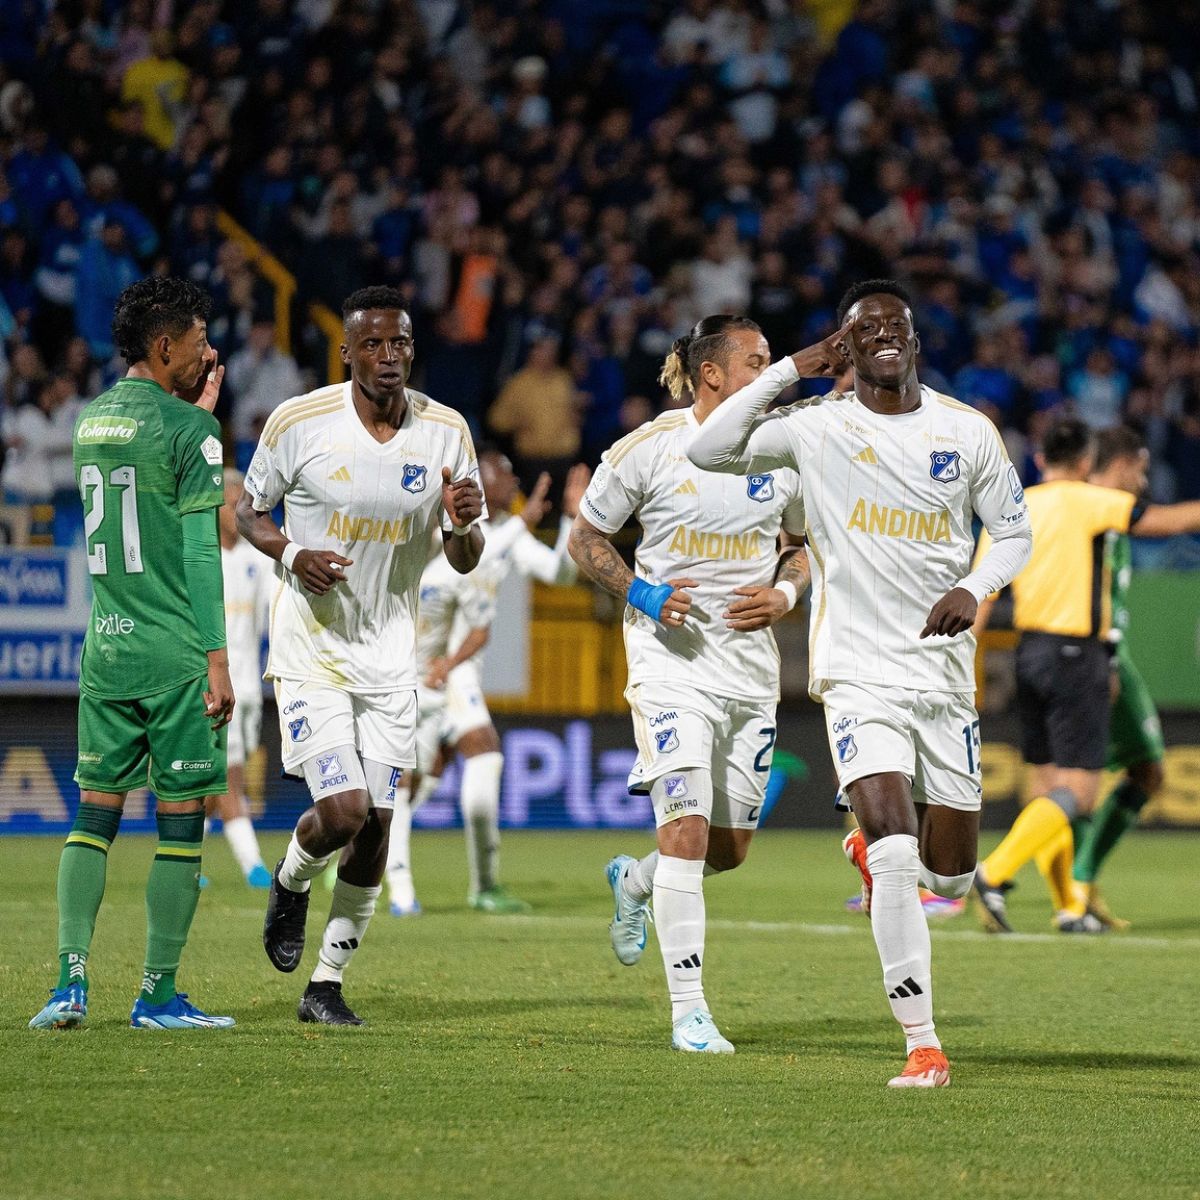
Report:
237,286,484,1025
688,281,1033,1086
570,315,810,1054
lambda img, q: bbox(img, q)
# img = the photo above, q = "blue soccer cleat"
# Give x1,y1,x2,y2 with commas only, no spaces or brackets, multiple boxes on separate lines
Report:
606,854,651,966
246,863,272,889
29,983,87,1030
130,993,236,1029
671,1007,735,1054
389,898,423,917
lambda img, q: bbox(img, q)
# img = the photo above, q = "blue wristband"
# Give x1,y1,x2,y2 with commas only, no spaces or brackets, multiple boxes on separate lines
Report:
627,576,674,622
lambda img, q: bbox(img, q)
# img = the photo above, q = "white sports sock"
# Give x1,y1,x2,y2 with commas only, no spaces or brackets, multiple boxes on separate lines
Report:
653,855,707,1023
203,817,212,836
919,863,974,899
385,785,416,908
624,850,658,901
223,815,265,877
867,834,939,1053
278,832,333,893
411,773,441,811
460,752,503,894
310,878,380,984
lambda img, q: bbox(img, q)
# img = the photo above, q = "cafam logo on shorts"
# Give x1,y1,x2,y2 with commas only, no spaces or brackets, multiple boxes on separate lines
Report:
77,416,138,444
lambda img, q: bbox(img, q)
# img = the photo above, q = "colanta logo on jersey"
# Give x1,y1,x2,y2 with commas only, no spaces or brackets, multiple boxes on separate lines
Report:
847,499,951,543
929,450,961,482
77,416,138,444
668,526,764,560
326,511,414,545
402,464,427,492
746,473,775,502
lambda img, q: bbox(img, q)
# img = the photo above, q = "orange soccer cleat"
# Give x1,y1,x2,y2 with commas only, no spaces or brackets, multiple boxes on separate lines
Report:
842,827,872,914
887,1046,950,1088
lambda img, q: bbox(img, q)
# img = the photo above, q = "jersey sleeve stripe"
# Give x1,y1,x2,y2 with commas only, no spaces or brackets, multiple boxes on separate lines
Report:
263,399,345,448
414,409,477,461
608,415,688,466
261,387,344,443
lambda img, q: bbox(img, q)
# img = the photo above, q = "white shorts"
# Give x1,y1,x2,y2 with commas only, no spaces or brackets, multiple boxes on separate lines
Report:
625,681,777,827
821,681,982,811
274,679,417,775
444,660,491,743
226,695,262,768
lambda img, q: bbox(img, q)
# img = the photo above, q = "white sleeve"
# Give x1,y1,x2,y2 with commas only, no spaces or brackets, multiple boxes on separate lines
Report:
244,429,294,512
957,425,1033,602
686,358,805,474
441,426,488,532
513,516,576,583
580,442,646,533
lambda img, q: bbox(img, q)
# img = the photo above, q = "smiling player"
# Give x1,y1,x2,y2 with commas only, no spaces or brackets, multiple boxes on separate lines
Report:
687,280,1032,1086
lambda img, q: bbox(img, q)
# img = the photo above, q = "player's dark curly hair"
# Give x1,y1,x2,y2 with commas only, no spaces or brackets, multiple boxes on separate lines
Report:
1093,425,1145,472
659,315,762,401
342,286,408,322
1042,417,1094,466
836,278,915,324
111,276,212,365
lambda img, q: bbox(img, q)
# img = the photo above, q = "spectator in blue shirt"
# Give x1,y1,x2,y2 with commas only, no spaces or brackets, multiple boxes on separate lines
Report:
74,221,140,361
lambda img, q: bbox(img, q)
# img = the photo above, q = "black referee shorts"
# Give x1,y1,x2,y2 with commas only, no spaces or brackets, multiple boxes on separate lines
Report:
1015,632,1113,770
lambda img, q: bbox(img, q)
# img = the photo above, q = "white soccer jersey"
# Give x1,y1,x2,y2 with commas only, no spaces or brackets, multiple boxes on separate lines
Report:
416,548,493,669
244,382,484,694
582,408,806,702
694,383,1030,695
221,537,274,701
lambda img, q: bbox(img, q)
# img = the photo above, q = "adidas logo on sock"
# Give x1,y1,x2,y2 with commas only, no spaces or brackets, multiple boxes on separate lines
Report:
888,976,925,999
672,952,702,970
331,937,360,951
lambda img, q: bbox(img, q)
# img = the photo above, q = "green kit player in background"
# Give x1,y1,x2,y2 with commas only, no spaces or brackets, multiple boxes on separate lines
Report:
29,277,237,1031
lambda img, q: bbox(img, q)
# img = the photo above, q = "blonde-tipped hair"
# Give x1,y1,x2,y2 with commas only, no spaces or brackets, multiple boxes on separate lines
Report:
658,315,762,402
659,342,691,400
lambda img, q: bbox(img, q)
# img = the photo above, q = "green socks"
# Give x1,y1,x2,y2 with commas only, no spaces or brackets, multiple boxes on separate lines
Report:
1074,781,1148,884
57,802,123,988
142,810,205,1005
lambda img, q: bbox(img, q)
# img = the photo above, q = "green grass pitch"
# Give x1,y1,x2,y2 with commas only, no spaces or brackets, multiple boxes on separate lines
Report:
2,829,1198,1200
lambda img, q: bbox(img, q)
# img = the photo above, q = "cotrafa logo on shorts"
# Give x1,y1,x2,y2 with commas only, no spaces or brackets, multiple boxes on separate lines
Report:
837,733,858,763
655,727,679,754
929,450,960,482
402,464,427,492
746,473,775,502
288,716,311,742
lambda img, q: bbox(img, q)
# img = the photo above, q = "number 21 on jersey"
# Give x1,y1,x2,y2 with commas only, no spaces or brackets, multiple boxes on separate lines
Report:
81,463,144,576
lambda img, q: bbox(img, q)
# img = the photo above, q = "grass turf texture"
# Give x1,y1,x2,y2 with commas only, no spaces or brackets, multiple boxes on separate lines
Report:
2,830,1198,1200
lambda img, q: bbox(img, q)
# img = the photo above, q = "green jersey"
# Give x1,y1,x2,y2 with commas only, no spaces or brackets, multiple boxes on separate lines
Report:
74,377,225,699
1106,528,1132,658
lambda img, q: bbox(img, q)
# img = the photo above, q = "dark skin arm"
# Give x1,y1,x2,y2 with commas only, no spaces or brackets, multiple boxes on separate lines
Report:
724,533,811,631
440,466,484,572
920,587,978,639
235,490,353,596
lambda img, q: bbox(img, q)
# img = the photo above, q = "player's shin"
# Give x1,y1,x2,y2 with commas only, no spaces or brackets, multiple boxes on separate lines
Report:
56,801,123,988
223,815,266,878
311,877,381,984
143,808,205,1004
1074,779,1147,884
980,787,1074,886
867,834,938,1053
460,752,503,895
1033,827,1075,911
384,783,416,908
654,855,707,1022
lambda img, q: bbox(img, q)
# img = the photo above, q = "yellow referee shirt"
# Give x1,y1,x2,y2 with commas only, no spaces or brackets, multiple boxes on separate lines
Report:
977,480,1137,639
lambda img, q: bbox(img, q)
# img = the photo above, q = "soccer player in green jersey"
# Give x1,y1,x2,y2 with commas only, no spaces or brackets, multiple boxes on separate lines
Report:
29,277,237,1031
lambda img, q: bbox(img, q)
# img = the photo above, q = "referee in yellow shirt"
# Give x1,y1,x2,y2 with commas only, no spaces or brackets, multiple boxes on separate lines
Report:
972,418,1200,932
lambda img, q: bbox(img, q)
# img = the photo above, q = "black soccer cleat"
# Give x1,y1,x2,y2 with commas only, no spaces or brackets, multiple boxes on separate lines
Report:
297,981,364,1026
263,859,310,973
972,869,1013,934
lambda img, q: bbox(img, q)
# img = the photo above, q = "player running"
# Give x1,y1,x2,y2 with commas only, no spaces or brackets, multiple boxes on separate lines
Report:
205,470,272,889
687,280,1033,1087
570,315,811,1055
972,420,1200,933
238,286,484,1025
30,277,235,1032
385,451,590,916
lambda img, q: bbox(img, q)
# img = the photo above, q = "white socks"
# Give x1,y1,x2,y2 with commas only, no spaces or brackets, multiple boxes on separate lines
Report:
384,784,415,908
461,752,503,895
624,850,658,901
223,815,265,878
867,834,938,1053
310,878,380,984
653,855,707,1022
278,832,333,893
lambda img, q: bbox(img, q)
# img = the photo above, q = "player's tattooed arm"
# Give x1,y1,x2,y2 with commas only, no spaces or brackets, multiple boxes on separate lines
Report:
568,515,634,599
774,540,811,592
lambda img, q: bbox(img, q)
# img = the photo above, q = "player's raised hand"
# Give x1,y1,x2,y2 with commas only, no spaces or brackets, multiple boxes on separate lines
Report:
920,586,978,639
292,548,353,595
724,584,789,631
790,320,854,378
204,653,236,731
424,656,451,690
441,466,483,528
177,349,225,411
562,462,592,518
660,577,697,628
520,471,553,530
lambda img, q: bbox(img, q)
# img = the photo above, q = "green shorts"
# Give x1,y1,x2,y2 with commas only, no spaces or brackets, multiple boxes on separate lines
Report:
1106,653,1165,772
75,673,227,801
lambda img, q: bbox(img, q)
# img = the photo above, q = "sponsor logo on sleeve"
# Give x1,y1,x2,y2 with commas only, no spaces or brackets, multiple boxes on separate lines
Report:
929,450,961,482
201,435,223,466
402,463,427,492
1007,464,1025,503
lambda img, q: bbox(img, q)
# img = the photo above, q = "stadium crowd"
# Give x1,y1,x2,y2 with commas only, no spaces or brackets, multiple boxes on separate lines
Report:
2,0,1200,544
